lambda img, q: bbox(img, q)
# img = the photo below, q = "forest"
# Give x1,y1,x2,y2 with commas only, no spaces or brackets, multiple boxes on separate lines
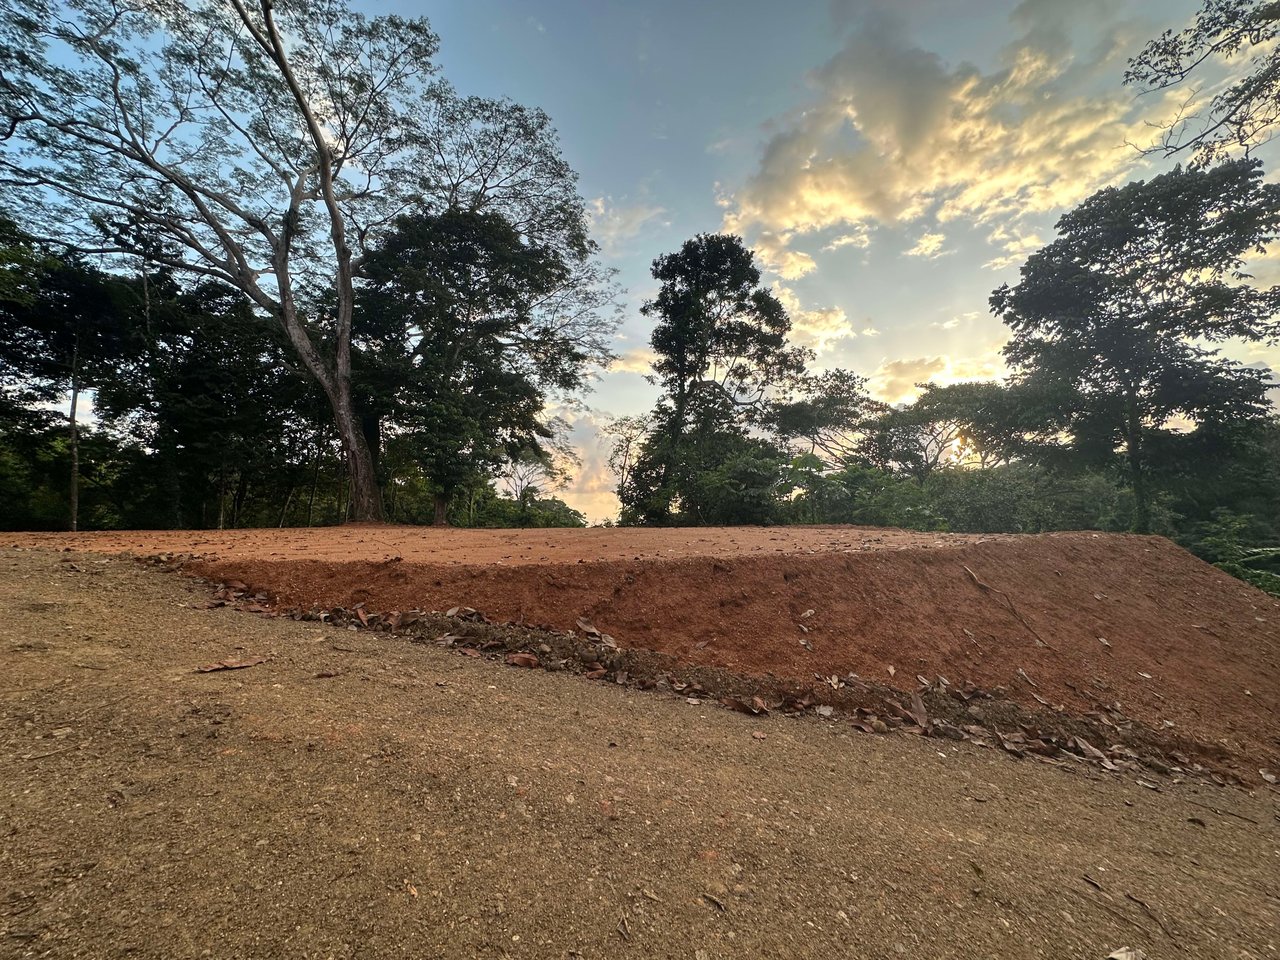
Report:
1,0,1279,597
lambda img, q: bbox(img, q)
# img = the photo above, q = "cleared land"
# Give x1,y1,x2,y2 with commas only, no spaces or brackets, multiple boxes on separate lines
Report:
14,525,1280,775
1,547,1277,959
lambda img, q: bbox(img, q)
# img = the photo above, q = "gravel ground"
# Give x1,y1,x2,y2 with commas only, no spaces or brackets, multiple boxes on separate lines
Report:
1,548,1276,960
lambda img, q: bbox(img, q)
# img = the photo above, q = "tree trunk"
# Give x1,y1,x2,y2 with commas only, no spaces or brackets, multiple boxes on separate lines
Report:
306,443,321,527
277,485,295,527
271,296,382,522
1125,398,1151,535
217,463,227,531
231,471,249,528
67,339,80,533
433,492,449,526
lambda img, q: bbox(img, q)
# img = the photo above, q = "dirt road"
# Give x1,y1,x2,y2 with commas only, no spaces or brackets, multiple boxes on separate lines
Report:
1,548,1276,959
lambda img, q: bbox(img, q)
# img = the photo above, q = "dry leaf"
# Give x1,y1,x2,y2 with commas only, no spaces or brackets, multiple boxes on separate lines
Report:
504,652,539,669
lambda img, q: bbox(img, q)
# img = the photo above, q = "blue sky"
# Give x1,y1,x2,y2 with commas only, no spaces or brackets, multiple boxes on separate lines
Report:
395,0,1276,520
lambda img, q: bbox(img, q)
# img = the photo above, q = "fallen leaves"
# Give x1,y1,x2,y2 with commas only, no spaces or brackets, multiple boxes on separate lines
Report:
720,696,770,716
504,652,540,669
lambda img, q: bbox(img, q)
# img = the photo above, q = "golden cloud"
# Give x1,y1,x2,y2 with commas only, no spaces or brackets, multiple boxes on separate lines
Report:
721,6,1171,270
868,352,1008,405
772,281,855,353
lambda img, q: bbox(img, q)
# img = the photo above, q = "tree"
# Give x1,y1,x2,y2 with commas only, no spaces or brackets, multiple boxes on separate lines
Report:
602,414,650,501
0,0,596,521
0,223,130,529
862,381,1032,474
93,274,315,529
990,159,1280,532
1126,0,1280,164
358,208,606,524
766,369,883,464
621,234,809,524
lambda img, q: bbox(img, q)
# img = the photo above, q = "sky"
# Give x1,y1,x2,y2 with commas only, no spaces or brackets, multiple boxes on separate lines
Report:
398,0,1279,522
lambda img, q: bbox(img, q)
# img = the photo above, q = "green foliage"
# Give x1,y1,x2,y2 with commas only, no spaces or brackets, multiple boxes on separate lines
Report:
1189,509,1280,597
991,159,1280,532
358,208,591,516
621,234,809,525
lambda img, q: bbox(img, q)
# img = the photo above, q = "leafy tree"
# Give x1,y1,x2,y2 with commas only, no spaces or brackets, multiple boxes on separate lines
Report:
0,0,596,521
645,234,808,426
0,225,131,529
602,414,650,500
1126,0,1280,164
990,159,1280,532
93,274,315,529
857,401,963,483
358,209,605,523
621,234,808,524
766,369,883,464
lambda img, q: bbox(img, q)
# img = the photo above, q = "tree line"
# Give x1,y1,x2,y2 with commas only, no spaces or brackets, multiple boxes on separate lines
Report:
1,0,1279,596
605,161,1280,594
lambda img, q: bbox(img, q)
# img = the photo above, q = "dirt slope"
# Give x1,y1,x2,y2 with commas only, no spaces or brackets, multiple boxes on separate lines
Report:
183,532,1280,774
2,548,1277,959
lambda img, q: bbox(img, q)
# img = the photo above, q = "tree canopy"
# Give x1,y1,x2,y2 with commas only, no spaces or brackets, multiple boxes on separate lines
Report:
990,159,1280,531
0,0,603,520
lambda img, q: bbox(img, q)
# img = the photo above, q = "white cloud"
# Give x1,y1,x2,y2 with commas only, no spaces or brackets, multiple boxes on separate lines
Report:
754,230,817,279
611,348,658,375
983,224,1045,270
587,196,668,256
904,231,949,259
861,326,881,337
822,228,871,252
772,281,854,353
867,352,1008,405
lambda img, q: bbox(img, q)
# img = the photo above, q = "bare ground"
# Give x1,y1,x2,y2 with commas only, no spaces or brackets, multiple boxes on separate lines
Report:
19,526,1276,775
1,547,1277,959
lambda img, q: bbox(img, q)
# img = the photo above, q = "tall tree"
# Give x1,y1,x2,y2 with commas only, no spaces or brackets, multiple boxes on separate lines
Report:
358,209,608,524
622,234,808,523
1126,0,1280,163
990,159,1280,532
0,223,128,529
0,0,596,521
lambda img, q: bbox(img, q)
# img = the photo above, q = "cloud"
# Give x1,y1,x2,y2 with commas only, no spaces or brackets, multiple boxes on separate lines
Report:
611,348,658,375
904,231,948,259
753,230,817,279
867,352,1007,405
822,228,871,252
587,196,668,256
541,406,623,524
984,224,1045,270
772,281,854,353
721,4,1163,272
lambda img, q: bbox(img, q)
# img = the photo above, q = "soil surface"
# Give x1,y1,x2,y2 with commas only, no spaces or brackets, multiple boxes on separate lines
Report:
11,524,1008,565
20,526,1274,775
1,547,1277,959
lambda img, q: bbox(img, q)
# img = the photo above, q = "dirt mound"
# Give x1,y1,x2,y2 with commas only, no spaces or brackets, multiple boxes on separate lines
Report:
184,531,1280,774
11,523,1007,564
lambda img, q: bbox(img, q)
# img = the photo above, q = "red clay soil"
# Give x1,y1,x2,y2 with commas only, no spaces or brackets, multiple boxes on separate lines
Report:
17,526,1280,774
11,523,1006,564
